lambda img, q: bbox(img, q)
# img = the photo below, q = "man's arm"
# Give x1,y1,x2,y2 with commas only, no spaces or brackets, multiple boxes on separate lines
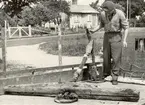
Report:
119,11,129,47
123,28,128,47
90,24,102,33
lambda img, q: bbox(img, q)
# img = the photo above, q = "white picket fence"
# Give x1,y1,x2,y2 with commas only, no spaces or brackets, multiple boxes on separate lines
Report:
7,25,32,38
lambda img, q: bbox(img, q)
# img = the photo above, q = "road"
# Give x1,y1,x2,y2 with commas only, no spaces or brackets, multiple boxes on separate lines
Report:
0,33,87,47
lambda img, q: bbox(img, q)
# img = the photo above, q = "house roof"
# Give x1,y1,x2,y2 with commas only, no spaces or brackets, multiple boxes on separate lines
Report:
70,5,99,14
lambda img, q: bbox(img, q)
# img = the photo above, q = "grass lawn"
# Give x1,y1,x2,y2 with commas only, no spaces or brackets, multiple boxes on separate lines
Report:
39,32,103,56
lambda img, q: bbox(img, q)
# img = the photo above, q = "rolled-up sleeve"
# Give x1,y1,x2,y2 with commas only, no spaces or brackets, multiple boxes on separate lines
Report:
119,11,129,30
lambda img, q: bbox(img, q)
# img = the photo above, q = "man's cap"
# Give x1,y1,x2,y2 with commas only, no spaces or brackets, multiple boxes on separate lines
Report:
101,1,115,11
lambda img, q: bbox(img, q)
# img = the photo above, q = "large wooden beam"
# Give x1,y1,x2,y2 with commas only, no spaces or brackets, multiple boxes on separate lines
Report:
0,62,102,78
0,64,102,95
4,82,140,102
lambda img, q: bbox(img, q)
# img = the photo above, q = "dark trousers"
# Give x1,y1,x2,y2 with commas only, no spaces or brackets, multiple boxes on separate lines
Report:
103,32,122,80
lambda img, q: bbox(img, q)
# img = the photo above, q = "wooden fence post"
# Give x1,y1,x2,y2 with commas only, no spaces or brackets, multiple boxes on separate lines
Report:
58,24,62,66
58,22,62,83
28,25,32,37
19,27,22,38
1,28,7,74
8,27,11,38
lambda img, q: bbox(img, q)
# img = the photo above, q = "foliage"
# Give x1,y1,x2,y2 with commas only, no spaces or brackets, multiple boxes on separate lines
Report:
107,0,145,18
0,10,15,27
91,0,145,18
17,6,37,26
42,0,70,15
18,4,55,26
9,0,70,26
0,0,70,26
136,14,145,27
40,0,70,26
33,3,53,22
0,0,39,17
90,0,145,27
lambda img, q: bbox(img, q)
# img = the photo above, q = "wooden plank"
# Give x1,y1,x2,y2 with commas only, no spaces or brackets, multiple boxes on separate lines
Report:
10,28,19,38
0,62,102,78
4,82,140,102
0,69,75,86
21,28,29,36
10,27,29,28
0,65,102,86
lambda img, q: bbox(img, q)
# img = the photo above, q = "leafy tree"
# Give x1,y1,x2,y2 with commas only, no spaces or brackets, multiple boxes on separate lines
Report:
91,0,145,18
0,0,70,18
41,0,70,17
106,0,145,18
0,0,39,17
34,3,58,22
17,0,70,26
18,6,37,26
0,9,15,26
17,4,50,26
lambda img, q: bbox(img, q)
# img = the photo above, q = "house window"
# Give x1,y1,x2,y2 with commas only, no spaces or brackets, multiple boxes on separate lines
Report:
87,15,92,22
135,38,145,52
74,15,79,23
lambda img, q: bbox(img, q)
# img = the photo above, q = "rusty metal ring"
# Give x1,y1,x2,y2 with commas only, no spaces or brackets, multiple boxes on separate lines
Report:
54,91,78,103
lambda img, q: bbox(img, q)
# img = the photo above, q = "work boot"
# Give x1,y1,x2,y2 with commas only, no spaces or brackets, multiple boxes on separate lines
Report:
70,68,82,82
111,80,118,85
111,76,118,85
111,70,119,85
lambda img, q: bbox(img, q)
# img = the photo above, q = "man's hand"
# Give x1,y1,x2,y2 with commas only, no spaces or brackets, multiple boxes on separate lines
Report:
89,29,95,34
123,40,127,47
76,68,82,74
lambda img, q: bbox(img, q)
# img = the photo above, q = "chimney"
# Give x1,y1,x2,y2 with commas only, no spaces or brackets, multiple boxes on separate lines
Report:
72,0,77,5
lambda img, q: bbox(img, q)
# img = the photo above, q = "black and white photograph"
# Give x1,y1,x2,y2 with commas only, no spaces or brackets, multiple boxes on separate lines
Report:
0,0,145,105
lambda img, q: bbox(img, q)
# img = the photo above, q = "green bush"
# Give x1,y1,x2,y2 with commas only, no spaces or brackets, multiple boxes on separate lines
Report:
136,23,145,27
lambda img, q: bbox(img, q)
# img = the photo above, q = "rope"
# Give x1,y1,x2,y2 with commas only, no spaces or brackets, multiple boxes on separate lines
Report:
54,91,78,103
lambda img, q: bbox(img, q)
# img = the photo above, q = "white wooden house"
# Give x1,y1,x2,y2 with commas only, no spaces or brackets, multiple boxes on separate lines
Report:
69,5,99,29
